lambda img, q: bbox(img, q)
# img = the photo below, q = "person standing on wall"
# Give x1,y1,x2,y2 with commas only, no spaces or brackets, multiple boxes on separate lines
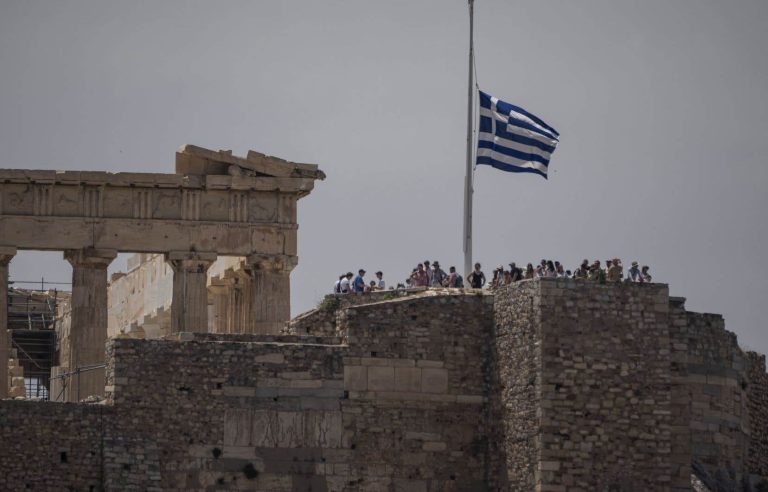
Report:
352,269,366,293
468,263,486,289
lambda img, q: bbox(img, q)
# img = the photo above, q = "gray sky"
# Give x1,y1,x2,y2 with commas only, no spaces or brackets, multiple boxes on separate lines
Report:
2,1,767,353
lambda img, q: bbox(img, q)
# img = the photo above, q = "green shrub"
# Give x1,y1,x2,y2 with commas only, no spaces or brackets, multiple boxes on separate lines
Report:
318,295,341,313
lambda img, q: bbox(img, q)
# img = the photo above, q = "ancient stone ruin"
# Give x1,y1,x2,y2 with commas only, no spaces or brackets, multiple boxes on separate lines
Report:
1,147,767,491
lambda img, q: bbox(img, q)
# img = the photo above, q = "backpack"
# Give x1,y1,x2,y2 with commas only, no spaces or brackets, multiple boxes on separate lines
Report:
455,274,464,288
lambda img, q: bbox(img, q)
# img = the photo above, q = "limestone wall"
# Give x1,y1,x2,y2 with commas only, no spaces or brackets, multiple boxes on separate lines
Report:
2,282,768,490
107,254,245,338
747,352,768,477
546,280,675,490
491,280,540,490
681,312,750,486
288,287,430,337
0,400,111,491
107,254,174,338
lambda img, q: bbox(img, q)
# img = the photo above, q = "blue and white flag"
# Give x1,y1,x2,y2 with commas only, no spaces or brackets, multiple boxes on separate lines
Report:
477,90,560,179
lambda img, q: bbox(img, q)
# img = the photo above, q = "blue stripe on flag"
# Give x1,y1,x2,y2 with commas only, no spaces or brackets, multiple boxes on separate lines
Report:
479,91,493,109
477,156,548,179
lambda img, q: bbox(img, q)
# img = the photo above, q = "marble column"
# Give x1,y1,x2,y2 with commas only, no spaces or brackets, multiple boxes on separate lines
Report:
245,255,297,335
208,281,229,334
64,248,116,402
166,252,216,334
224,275,243,334
0,247,16,399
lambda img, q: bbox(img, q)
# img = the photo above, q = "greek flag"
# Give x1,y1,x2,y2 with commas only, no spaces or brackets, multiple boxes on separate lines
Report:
477,90,560,179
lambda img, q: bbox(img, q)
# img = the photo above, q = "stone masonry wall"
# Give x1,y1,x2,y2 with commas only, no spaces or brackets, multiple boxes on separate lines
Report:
338,292,497,490
668,297,696,490
288,288,429,337
491,280,540,490
540,280,676,491
682,312,750,487
747,352,768,477
0,400,112,491
2,282,768,491
0,292,497,491
494,279,680,491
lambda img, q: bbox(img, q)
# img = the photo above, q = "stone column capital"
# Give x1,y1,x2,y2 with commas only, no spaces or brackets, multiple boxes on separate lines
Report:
64,248,117,268
165,251,217,273
245,254,298,273
0,246,16,266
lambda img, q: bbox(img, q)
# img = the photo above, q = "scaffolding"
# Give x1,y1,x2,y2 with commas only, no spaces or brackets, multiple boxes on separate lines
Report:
6,286,68,400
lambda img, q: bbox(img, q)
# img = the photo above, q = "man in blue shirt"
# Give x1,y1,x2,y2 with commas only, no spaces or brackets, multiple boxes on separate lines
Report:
352,269,366,293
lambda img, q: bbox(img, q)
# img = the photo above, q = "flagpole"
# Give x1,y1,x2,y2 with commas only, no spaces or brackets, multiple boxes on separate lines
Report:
463,0,475,278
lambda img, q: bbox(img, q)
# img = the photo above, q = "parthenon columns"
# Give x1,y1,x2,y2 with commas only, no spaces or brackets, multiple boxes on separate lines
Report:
208,281,230,334
166,252,216,333
64,248,116,401
0,247,16,399
245,255,297,335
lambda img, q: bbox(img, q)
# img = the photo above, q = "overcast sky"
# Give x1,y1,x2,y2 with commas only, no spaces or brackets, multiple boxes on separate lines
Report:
1,1,766,353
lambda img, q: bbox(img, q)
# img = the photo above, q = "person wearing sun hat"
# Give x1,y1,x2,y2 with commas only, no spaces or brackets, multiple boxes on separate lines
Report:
607,258,623,282
628,261,642,282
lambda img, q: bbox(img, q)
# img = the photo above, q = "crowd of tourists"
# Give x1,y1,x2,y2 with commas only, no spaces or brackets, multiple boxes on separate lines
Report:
483,258,652,289
332,258,652,294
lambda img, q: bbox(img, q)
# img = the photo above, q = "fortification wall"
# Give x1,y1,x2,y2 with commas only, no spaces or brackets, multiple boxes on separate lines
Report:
491,280,540,489
288,287,430,337
0,401,112,491
1,292,496,491
747,352,768,477
679,311,750,487
2,282,768,491
493,279,682,491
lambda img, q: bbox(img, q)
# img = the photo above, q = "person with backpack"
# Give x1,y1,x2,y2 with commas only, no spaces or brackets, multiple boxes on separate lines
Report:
430,261,447,287
447,266,464,288
333,274,344,293
339,272,353,293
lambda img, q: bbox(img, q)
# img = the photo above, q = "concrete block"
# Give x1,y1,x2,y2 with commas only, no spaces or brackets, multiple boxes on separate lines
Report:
421,368,448,394
367,366,394,392
394,367,422,392
344,366,368,391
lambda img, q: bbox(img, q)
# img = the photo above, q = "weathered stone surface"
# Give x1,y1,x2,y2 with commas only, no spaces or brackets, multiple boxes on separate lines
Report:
0,247,15,399
166,251,215,333
63,248,116,402
0,283,767,491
